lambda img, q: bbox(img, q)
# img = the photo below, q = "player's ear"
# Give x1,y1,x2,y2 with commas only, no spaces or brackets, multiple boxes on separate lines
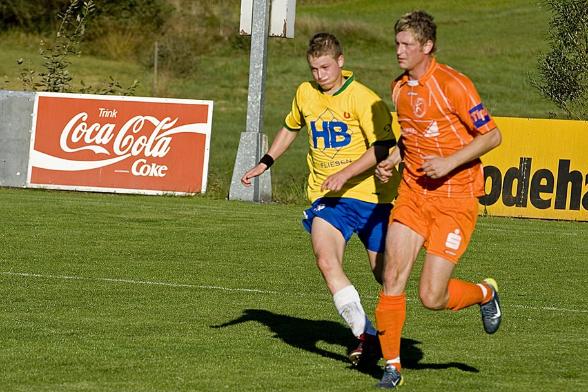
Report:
423,40,434,55
337,54,345,68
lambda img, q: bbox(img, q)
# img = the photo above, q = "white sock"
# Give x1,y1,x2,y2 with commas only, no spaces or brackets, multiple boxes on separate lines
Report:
477,283,489,301
333,285,377,338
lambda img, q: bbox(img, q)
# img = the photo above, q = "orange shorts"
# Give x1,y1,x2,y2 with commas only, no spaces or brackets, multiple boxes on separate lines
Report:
390,187,479,263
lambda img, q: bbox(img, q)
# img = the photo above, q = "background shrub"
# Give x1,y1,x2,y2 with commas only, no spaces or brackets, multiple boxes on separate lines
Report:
532,0,588,119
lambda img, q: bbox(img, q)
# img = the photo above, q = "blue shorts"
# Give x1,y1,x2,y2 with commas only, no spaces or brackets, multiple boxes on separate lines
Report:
302,197,392,253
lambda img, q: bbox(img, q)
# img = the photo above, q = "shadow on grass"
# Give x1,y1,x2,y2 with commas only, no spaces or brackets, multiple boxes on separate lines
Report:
210,308,478,378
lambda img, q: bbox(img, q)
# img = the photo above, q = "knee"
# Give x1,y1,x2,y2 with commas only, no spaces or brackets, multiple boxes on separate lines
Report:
419,289,446,310
315,256,337,274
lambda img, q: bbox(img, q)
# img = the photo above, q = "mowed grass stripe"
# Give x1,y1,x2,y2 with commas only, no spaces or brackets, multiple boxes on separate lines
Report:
2,187,587,391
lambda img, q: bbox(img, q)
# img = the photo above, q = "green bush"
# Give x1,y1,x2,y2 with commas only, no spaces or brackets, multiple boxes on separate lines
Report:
0,0,172,33
532,0,588,119
3,1,245,77
0,0,70,32
73,0,240,76
83,0,173,61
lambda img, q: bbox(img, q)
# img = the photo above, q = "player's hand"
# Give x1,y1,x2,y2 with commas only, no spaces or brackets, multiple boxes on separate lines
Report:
375,159,396,183
321,171,350,192
375,146,401,183
421,155,454,179
241,164,267,187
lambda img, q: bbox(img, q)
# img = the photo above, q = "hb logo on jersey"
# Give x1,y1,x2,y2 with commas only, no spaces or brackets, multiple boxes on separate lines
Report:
310,120,351,149
310,109,352,159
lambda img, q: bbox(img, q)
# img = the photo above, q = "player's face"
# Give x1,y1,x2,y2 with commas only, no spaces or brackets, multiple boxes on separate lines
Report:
395,30,431,73
308,54,344,95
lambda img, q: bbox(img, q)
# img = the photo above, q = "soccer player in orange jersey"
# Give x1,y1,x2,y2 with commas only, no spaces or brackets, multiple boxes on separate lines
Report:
373,11,503,388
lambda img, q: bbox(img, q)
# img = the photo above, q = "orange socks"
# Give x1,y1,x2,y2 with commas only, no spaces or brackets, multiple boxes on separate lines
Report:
375,292,406,371
446,278,493,311
376,280,492,371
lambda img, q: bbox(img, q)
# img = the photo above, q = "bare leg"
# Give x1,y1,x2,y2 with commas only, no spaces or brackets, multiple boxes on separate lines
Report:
311,217,375,338
418,253,455,310
311,217,348,294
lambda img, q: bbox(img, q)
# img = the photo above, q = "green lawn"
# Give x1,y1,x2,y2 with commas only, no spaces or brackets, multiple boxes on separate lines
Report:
1,188,586,391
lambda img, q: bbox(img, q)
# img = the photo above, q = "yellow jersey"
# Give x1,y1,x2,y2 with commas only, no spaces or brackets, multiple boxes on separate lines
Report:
285,70,397,203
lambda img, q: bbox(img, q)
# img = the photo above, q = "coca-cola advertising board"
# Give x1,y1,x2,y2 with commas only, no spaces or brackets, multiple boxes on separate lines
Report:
27,92,213,195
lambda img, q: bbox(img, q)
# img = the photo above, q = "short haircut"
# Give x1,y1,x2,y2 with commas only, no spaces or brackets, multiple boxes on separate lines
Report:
306,32,343,59
395,11,437,53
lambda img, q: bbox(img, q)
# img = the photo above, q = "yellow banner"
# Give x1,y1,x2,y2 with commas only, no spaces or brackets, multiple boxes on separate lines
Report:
392,114,588,221
481,117,587,221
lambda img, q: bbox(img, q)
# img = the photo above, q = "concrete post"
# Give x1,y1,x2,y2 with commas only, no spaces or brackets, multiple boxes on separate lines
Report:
0,90,35,187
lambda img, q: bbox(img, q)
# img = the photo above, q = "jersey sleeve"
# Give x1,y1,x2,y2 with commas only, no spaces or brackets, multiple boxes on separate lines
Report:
356,92,396,147
284,85,305,131
447,75,497,135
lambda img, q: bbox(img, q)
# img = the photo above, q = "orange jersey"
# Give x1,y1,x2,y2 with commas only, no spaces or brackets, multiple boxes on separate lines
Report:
392,58,497,197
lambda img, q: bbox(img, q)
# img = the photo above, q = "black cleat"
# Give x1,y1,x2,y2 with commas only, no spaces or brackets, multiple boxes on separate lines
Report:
348,333,382,367
377,364,404,389
480,278,502,334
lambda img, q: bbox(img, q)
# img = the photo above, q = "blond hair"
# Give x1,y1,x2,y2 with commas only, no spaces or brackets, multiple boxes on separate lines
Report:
395,11,437,53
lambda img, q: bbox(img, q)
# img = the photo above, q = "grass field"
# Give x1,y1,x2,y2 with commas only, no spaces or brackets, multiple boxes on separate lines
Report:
1,2,586,390
1,188,586,391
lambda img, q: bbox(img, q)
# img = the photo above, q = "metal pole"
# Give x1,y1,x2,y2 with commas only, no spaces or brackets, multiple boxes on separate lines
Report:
245,0,270,134
228,0,272,202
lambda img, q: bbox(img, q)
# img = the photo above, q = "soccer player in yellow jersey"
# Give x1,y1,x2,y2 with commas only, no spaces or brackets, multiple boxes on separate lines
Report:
241,32,398,367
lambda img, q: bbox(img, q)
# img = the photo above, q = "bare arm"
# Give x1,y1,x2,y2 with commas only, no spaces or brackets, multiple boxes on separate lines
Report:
240,127,298,187
421,127,502,179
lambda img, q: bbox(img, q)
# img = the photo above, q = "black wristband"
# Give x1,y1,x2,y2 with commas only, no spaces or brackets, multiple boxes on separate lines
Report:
258,154,274,168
